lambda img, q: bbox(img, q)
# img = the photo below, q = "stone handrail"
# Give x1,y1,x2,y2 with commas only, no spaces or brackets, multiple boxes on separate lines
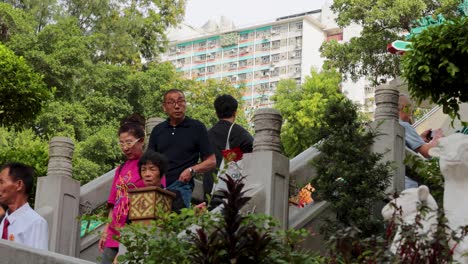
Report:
0,239,93,264
79,169,116,215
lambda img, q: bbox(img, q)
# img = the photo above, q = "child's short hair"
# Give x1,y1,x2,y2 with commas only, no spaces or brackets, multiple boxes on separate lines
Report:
138,150,168,176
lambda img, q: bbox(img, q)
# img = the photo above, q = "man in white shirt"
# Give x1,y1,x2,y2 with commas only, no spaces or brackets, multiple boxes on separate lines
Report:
0,162,48,250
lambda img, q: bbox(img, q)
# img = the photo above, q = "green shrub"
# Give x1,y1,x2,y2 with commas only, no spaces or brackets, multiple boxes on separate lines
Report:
118,175,317,264
311,98,392,237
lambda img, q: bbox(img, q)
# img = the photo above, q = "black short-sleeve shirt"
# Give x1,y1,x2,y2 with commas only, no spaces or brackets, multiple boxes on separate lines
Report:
148,116,213,186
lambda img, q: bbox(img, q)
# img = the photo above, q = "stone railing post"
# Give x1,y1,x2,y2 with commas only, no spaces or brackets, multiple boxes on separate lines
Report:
371,80,405,193
242,109,290,229
35,137,81,256
145,117,165,147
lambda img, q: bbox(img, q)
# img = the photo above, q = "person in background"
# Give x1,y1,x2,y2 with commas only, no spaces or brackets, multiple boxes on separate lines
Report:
98,114,147,264
0,162,48,250
148,89,216,208
204,94,253,201
398,94,443,188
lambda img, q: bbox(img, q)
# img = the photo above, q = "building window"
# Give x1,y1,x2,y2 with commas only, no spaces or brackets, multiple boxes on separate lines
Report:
326,33,343,41
207,65,215,73
239,60,248,67
272,40,280,49
198,54,206,61
261,42,270,49
230,63,237,69
240,33,249,41
239,73,247,81
271,53,280,62
296,22,303,30
261,56,270,64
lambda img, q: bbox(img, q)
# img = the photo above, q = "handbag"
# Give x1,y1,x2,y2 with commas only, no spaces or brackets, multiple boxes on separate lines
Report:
212,122,244,195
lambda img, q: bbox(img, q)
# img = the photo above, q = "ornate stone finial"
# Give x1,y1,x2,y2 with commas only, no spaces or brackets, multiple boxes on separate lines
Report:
145,117,165,136
47,137,74,178
374,81,400,121
253,108,283,153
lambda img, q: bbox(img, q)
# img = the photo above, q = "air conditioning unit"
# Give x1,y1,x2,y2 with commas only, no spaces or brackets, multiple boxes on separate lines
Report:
176,48,181,53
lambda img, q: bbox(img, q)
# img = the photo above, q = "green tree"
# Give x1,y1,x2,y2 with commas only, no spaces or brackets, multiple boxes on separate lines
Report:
0,43,52,128
320,0,461,86
35,101,90,141
401,17,468,120
272,69,343,157
73,123,123,183
311,97,392,237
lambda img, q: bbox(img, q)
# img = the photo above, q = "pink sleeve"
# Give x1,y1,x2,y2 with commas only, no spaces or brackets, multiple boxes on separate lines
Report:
161,175,167,188
107,167,120,206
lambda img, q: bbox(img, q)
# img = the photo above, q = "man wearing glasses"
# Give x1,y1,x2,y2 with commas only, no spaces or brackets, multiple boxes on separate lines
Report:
148,89,216,207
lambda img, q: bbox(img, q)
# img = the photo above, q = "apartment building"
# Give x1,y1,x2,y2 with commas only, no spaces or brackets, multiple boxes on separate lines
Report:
161,5,367,111
162,10,343,108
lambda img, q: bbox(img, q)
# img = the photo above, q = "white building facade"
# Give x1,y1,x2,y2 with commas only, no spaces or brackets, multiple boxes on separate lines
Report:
161,5,368,110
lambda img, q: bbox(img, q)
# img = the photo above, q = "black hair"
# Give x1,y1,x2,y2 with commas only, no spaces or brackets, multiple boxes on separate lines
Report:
0,162,35,196
163,89,185,102
118,113,145,138
214,94,238,119
138,150,168,177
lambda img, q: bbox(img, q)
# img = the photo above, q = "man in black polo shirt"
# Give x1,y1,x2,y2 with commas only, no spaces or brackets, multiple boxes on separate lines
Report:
148,89,216,207
204,94,253,199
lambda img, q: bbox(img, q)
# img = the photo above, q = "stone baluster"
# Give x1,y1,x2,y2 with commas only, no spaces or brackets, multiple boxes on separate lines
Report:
35,137,81,256
371,80,405,193
243,108,290,229
145,117,165,136
253,108,283,153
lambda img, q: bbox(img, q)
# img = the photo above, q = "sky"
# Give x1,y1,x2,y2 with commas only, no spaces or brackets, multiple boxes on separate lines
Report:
183,0,328,28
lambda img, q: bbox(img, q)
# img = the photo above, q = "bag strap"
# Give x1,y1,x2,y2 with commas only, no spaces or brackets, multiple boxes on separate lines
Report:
225,122,235,149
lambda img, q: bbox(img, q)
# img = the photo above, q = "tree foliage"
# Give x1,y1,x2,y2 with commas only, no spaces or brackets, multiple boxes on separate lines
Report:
311,98,392,237
272,69,343,157
0,43,52,128
320,0,461,86
401,17,468,120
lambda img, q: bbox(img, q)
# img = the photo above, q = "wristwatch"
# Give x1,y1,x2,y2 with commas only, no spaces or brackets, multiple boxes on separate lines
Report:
189,167,196,176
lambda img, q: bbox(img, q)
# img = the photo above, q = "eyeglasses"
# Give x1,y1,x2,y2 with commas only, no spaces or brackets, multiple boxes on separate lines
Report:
118,138,141,149
165,99,186,107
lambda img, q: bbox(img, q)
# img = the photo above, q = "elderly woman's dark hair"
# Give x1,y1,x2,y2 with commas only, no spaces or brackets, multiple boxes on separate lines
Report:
138,150,168,176
118,113,145,138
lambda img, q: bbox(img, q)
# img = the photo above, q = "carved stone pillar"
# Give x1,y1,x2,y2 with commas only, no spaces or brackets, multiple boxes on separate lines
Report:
35,137,81,256
46,137,74,178
253,108,282,153
145,117,165,136
371,82,405,193
243,108,289,229
374,83,399,121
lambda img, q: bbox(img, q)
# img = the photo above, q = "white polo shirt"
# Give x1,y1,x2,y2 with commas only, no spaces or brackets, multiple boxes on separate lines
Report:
0,203,48,250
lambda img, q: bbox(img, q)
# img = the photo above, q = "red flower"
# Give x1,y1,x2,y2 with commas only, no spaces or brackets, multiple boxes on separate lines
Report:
222,147,243,162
